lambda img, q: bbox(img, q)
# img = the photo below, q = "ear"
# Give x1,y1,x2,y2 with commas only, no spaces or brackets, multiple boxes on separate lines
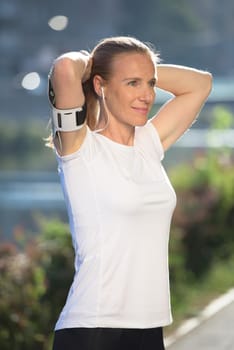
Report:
93,75,105,97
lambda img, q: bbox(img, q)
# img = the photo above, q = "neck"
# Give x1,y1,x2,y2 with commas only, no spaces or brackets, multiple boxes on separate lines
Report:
97,102,135,146
98,117,135,146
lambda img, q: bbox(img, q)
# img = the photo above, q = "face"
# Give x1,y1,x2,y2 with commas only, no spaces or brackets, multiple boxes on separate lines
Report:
101,52,157,128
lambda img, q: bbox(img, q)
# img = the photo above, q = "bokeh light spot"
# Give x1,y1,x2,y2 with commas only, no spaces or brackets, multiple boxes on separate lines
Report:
21,72,40,90
48,15,68,31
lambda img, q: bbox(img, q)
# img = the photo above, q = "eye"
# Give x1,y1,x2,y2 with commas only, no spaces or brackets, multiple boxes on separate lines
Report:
127,80,138,86
149,79,156,88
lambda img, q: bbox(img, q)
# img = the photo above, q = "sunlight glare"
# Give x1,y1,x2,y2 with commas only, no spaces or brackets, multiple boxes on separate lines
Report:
21,72,41,90
48,15,68,31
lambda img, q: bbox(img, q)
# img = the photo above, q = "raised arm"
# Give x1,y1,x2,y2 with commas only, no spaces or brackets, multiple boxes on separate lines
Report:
151,64,212,151
49,51,92,155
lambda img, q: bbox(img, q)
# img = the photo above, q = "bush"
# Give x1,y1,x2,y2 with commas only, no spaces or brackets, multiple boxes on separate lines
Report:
167,106,234,327
170,106,234,278
0,241,48,349
0,220,74,350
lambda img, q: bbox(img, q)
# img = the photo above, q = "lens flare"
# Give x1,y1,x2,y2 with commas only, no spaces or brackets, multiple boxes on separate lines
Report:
48,15,68,31
21,72,40,90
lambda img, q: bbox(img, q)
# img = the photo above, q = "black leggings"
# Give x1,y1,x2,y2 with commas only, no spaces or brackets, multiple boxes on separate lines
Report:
52,327,165,350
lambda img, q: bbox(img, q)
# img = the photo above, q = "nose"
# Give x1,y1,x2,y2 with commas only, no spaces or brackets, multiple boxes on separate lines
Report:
139,86,155,104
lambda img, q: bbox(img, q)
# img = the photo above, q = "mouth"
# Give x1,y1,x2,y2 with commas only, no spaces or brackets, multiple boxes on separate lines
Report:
132,107,149,115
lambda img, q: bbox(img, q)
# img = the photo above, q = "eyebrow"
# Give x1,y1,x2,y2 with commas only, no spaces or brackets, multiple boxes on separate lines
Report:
122,77,158,83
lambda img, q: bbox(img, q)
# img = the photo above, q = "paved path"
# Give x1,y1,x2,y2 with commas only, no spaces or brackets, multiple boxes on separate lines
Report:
166,301,234,350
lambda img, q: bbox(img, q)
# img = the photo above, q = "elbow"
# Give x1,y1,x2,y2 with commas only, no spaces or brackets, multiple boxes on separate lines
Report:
52,56,77,83
203,71,213,97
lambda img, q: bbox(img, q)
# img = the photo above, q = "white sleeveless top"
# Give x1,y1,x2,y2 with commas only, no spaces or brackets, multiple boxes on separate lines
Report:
55,121,176,330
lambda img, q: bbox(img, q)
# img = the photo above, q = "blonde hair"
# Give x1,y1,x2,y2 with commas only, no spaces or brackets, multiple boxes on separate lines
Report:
82,36,160,130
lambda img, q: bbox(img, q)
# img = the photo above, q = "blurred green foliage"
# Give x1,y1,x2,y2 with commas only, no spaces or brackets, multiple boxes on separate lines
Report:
0,120,56,171
0,106,233,348
167,106,234,327
0,241,48,349
0,220,74,350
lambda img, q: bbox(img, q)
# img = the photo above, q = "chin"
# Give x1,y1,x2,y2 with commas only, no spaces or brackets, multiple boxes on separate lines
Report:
134,117,148,127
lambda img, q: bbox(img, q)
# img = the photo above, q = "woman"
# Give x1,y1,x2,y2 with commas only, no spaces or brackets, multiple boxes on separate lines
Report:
48,36,212,350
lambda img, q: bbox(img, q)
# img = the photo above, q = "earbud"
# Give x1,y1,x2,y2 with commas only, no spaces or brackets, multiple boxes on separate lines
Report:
101,86,104,98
